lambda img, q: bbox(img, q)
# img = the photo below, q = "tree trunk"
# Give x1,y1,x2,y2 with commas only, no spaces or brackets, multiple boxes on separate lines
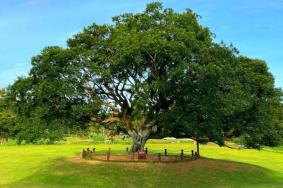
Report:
129,126,152,152
196,140,200,157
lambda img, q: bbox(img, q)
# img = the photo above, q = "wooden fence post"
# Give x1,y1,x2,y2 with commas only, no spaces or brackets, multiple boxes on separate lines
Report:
82,149,87,159
107,148,111,161
191,150,194,158
164,149,167,156
195,151,198,159
180,149,184,161
86,148,90,158
197,141,200,157
145,148,148,154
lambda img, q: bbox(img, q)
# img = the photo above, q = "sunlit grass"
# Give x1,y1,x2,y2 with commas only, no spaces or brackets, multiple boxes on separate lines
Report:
0,139,282,188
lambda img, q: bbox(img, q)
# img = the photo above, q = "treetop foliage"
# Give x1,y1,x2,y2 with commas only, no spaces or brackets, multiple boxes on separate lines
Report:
2,2,283,148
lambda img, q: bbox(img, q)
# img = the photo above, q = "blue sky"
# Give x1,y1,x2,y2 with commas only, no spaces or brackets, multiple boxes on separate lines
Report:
0,0,282,89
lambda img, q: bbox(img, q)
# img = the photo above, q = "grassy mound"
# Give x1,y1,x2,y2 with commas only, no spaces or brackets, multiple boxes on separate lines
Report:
0,140,282,188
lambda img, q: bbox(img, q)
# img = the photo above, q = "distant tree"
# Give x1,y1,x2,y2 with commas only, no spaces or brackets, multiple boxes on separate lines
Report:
229,57,283,148
0,89,16,144
6,2,283,150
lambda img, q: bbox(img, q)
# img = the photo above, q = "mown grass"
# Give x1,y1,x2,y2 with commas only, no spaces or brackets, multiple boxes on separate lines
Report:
0,138,282,188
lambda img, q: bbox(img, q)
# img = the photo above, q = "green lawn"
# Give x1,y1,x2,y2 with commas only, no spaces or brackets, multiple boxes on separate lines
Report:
0,139,282,188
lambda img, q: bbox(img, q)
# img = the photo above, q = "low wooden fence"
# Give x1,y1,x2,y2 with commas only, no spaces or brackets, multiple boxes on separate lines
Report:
81,147,200,162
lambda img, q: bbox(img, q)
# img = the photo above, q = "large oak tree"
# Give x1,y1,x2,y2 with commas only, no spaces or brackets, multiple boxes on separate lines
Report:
6,3,282,151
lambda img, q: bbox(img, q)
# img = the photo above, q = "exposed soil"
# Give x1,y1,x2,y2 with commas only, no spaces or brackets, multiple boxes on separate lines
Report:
69,154,258,174
79,153,190,163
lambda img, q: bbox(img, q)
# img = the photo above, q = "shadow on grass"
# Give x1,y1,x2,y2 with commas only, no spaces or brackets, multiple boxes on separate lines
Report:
3,157,283,188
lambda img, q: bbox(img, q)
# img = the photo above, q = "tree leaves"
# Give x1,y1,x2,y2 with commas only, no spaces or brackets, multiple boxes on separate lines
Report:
4,3,283,147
